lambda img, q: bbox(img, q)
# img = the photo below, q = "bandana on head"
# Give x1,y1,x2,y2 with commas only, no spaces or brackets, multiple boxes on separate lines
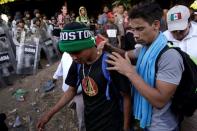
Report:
58,22,95,53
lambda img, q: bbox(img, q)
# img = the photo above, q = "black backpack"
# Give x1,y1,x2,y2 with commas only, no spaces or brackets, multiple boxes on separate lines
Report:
157,44,197,118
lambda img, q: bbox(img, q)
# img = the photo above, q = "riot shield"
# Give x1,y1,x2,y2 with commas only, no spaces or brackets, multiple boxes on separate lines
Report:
0,23,16,56
51,37,61,56
0,51,15,76
0,36,16,78
16,41,40,75
41,38,59,65
0,26,16,64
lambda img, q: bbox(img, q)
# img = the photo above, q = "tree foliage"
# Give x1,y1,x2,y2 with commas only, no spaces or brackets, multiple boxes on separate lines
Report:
112,0,132,9
0,0,16,5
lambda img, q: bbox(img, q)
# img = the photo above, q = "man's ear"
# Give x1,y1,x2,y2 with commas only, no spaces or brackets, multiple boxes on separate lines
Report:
153,20,161,31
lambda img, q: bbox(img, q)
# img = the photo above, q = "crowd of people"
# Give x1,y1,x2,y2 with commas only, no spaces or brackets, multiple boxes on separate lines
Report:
1,0,197,131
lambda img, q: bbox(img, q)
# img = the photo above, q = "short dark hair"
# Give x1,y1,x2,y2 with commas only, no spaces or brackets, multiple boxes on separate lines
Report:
63,22,87,30
33,9,40,15
117,3,125,9
33,18,41,24
16,19,25,25
129,2,162,25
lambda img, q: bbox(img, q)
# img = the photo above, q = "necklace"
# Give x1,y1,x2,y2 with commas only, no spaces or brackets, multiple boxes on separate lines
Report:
82,49,101,78
82,64,93,94
82,64,92,78
82,64,99,96
81,50,101,96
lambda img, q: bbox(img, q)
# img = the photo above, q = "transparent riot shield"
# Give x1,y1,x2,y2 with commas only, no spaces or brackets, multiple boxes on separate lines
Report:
0,36,16,78
41,38,59,65
51,36,61,57
16,40,40,75
0,24,16,56
0,51,15,75
0,25,16,63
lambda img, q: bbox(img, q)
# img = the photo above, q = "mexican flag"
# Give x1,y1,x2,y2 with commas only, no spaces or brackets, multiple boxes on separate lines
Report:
170,13,182,21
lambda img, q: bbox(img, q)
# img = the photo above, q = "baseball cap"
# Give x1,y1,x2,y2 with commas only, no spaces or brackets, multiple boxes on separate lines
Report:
107,12,114,18
167,5,190,31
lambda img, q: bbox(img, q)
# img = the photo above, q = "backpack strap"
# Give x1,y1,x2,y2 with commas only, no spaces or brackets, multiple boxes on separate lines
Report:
155,41,197,117
76,53,112,99
102,52,111,100
167,41,197,64
155,41,177,72
155,45,169,73
76,64,82,94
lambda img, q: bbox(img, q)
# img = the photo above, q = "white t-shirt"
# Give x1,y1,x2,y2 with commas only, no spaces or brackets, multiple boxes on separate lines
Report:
163,22,197,58
53,52,73,92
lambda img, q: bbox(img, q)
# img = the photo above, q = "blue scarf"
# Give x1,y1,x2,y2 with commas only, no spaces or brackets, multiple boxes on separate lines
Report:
133,33,167,128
